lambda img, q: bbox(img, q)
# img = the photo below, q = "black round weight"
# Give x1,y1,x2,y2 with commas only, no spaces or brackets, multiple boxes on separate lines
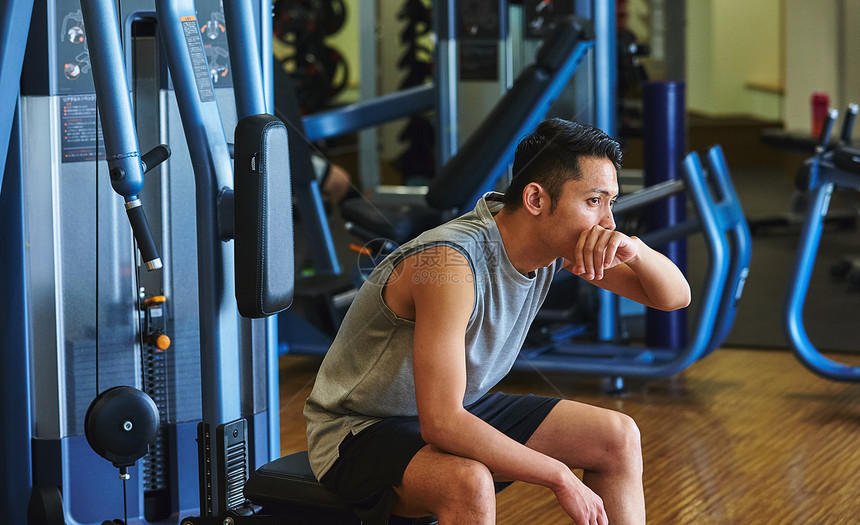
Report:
85,386,159,468
321,0,346,35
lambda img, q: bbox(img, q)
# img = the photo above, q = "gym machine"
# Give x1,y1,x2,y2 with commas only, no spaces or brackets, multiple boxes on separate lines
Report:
6,0,291,522
784,105,860,381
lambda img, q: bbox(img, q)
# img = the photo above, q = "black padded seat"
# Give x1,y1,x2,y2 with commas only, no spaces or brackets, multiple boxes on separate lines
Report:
244,451,437,524
244,451,357,522
340,200,452,244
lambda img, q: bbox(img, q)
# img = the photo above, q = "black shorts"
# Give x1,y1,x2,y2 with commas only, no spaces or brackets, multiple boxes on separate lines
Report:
319,392,561,525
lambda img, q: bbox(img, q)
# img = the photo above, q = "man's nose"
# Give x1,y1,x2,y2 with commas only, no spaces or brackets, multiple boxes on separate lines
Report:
600,211,616,231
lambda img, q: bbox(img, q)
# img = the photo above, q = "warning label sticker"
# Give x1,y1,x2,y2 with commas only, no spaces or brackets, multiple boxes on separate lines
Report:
181,17,215,103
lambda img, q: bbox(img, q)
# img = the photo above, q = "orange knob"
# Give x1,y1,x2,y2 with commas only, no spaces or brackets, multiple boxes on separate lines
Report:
155,334,171,350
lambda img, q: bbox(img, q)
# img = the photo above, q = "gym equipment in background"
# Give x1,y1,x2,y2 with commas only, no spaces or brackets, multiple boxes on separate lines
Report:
273,0,349,114
755,104,859,236
340,16,595,245
395,0,435,182
784,105,860,381
349,0,616,214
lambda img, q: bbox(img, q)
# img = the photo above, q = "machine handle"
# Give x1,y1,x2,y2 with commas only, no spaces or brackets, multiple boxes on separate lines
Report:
840,104,858,145
125,199,162,270
817,108,838,151
140,144,171,174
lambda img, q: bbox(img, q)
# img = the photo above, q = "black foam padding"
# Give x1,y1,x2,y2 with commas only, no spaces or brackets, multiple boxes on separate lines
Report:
244,451,356,517
234,113,295,318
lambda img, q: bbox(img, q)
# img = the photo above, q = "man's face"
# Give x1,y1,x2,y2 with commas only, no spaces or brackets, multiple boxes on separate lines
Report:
543,156,618,259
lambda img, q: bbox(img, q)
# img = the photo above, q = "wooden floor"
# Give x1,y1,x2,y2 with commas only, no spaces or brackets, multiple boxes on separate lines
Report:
276,348,860,524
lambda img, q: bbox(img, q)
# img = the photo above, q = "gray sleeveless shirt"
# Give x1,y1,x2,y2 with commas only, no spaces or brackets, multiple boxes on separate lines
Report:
303,193,562,479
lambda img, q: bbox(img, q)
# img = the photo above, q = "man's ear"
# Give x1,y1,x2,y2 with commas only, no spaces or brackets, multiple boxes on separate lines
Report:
522,182,545,216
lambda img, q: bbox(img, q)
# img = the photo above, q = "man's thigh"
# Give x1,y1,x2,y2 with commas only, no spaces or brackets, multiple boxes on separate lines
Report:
392,444,492,518
524,399,637,471
391,392,560,516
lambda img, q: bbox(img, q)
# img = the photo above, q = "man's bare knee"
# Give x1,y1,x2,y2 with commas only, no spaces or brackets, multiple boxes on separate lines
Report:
601,412,643,474
394,449,496,523
438,460,496,518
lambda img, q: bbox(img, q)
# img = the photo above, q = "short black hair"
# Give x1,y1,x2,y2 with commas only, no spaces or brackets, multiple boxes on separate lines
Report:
502,119,622,212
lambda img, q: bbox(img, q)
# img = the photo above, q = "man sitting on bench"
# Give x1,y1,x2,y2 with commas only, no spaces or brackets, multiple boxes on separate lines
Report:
304,119,691,525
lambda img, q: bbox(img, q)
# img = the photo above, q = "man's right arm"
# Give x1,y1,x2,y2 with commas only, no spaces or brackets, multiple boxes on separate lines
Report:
403,247,606,524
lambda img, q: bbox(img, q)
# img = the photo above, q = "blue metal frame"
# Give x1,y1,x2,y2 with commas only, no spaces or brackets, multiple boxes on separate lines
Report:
156,0,290,513
79,0,239,517
0,3,33,521
591,0,616,137
255,0,281,466
433,0,458,165
586,0,619,343
80,0,163,270
79,0,146,200
303,84,436,141
223,0,267,117
0,0,32,196
515,146,751,378
784,149,860,381
0,102,32,525
154,0,241,433
703,146,752,355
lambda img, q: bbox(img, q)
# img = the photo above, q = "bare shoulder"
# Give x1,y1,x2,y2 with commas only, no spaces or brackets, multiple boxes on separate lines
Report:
384,245,475,321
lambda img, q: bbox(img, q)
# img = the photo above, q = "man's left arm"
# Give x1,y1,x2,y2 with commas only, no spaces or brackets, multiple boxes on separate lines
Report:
564,225,691,311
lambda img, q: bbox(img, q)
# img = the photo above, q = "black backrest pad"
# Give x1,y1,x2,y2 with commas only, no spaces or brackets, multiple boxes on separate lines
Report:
234,114,295,318
426,17,591,211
